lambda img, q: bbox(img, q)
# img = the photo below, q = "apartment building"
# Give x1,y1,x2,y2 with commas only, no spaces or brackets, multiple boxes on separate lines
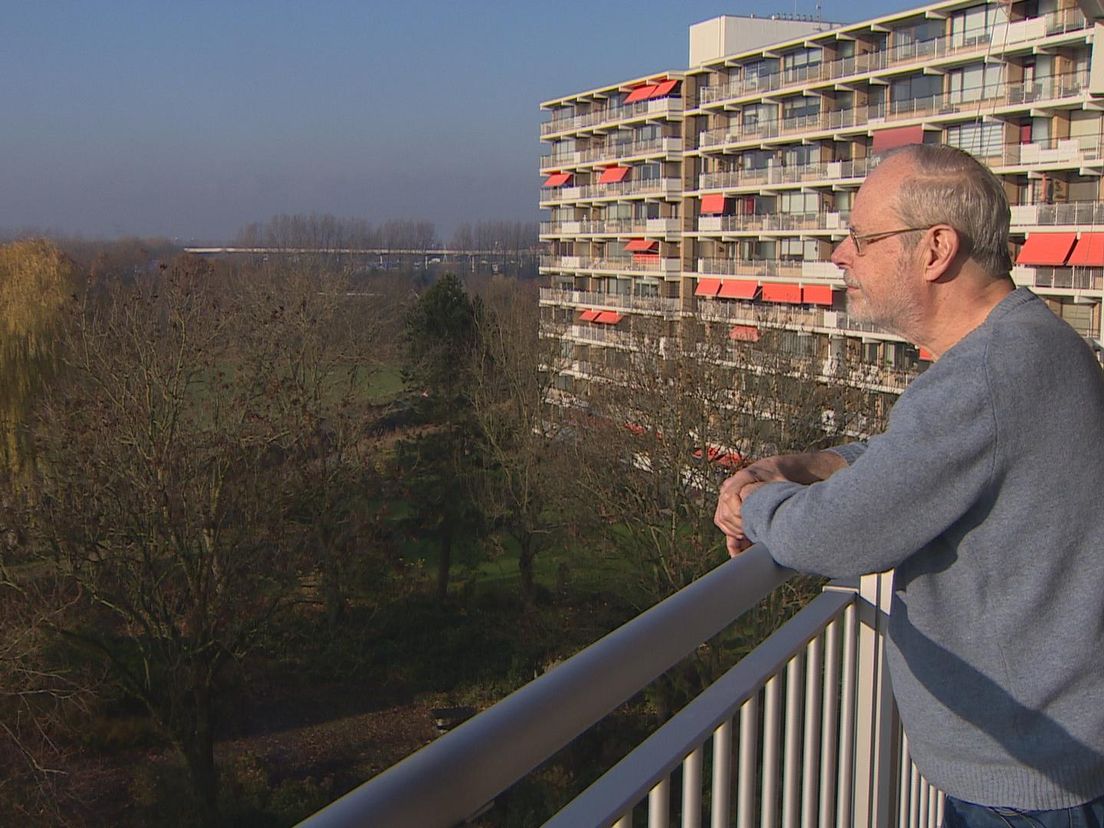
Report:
539,0,1103,411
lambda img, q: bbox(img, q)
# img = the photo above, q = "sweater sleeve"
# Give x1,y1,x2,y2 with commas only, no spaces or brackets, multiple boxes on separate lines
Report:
740,349,997,578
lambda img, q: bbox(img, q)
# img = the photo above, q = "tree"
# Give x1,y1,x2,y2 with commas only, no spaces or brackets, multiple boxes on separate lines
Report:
22,261,311,823
467,278,573,603
0,240,77,473
399,274,484,601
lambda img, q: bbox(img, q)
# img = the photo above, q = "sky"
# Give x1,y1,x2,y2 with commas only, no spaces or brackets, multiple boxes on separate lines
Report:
1,0,919,243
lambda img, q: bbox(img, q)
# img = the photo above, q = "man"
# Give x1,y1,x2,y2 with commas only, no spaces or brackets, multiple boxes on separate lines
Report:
714,144,1104,825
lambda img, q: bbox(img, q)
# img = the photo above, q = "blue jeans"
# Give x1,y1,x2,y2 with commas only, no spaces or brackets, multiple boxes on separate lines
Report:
943,792,1104,828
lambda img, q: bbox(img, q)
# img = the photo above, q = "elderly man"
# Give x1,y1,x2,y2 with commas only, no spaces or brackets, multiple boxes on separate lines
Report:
714,144,1104,826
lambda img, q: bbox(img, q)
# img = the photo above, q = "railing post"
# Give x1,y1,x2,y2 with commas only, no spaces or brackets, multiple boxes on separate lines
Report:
851,572,897,828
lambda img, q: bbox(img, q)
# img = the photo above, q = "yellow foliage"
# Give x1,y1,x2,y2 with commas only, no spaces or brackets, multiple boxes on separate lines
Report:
0,239,77,470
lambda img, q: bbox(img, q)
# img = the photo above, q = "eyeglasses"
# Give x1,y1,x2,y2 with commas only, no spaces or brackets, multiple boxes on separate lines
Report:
847,225,931,255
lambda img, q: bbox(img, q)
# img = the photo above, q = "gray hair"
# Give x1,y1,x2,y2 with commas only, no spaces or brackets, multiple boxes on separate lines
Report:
882,144,1013,278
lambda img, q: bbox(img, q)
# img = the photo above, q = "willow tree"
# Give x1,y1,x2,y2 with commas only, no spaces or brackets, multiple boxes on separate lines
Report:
0,240,76,472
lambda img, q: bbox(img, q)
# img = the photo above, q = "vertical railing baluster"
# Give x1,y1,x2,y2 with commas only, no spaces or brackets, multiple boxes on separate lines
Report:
917,776,929,828
761,674,782,828
802,634,823,827
614,812,633,828
737,693,759,828
682,747,703,828
897,731,911,828
650,777,670,828
935,791,945,827
711,719,733,828
819,617,842,828
781,653,804,828
836,602,858,828
909,764,921,828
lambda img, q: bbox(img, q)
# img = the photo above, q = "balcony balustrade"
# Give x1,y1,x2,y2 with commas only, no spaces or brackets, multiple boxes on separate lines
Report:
539,178,682,204
697,157,875,190
692,9,1086,110
1012,265,1104,292
696,258,841,281
696,72,1089,150
697,211,849,234
540,287,682,316
299,548,943,828
540,95,684,138
1010,200,1104,228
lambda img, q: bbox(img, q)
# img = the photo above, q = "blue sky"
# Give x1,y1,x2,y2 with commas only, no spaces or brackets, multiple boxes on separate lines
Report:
1,0,917,242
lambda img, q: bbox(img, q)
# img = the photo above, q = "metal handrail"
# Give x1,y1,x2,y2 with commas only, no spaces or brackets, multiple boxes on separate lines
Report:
297,546,793,828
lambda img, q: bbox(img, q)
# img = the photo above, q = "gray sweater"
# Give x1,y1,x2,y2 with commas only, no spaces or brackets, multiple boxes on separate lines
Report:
742,288,1104,809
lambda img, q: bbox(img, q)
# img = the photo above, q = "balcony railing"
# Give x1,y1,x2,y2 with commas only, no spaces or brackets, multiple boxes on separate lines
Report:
697,157,876,190
696,258,841,281
1010,200,1104,228
299,547,943,828
540,287,682,316
539,179,682,204
696,72,1089,150
540,95,684,138
692,9,1087,110
697,211,849,234
1012,265,1104,292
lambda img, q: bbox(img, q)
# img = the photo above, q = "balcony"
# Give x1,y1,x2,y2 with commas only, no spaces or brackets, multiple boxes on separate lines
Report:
540,287,682,317
540,255,681,275
540,96,684,138
539,179,682,205
697,211,849,235
697,157,875,191
576,136,683,165
1012,265,1104,293
696,258,841,282
298,547,943,828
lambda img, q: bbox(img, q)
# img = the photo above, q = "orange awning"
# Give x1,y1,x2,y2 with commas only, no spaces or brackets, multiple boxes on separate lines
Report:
729,324,760,342
695,278,722,297
1016,232,1076,266
632,252,660,262
598,166,631,184
802,285,834,306
918,347,934,361
717,279,758,299
624,84,658,103
594,311,624,324
1067,232,1104,266
651,79,680,98
625,238,658,252
872,125,925,154
543,172,572,187
761,283,803,304
693,446,742,468
700,194,730,215
578,309,600,322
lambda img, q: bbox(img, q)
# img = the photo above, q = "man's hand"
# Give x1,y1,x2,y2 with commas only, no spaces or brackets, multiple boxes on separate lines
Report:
714,451,849,557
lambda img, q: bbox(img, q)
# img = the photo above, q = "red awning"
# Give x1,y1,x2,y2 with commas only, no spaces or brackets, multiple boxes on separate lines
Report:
578,309,600,322
700,194,730,215
918,347,934,361
598,166,631,184
651,79,680,98
729,324,760,342
802,285,834,306
1067,232,1104,266
632,252,660,262
625,238,658,252
1016,232,1077,266
695,278,722,297
761,283,803,304
543,172,572,187
693,446,742,468
717,279,758,299
594,311,624,324
872,125,925,154
624,84,658,103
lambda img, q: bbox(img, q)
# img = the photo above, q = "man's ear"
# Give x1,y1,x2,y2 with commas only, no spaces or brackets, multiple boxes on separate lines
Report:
922,224,961,283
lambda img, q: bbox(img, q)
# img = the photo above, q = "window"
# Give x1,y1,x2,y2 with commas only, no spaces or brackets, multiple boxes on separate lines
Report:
637,161,661,182
782,96,820,120
891,74,942,104
950,4,1005,47
948,63,1002,103
782,48,822,78
945,122,1002,157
